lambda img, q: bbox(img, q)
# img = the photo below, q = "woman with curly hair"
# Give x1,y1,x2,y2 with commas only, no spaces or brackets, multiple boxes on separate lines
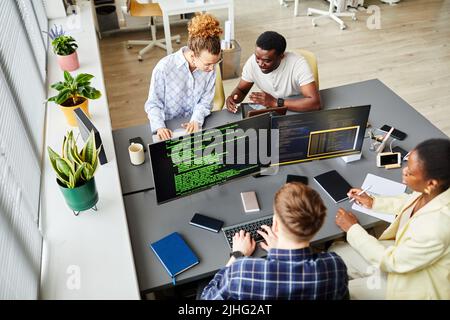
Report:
144,13,223,140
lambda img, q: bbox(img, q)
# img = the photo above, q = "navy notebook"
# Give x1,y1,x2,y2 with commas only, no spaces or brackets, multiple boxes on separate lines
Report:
150,232,199,285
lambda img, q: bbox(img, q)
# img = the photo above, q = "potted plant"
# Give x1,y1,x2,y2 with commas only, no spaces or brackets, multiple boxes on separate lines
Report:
46,24,80,71
48,71,101,126
48,130,100,215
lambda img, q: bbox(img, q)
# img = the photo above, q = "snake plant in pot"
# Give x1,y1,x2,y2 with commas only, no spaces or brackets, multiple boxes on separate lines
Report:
48,130,100,215
46,24,80,71
48,71,101,126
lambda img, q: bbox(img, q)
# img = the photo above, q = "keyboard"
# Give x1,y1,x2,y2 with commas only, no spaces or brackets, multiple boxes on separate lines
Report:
222,215,273,249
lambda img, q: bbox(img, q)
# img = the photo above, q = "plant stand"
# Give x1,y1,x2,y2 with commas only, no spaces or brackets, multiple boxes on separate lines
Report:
58,178,99,216
73,205,98,217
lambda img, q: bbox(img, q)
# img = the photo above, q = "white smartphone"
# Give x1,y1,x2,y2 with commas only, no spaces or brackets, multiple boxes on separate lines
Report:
240,191,260,213
376,152,401,168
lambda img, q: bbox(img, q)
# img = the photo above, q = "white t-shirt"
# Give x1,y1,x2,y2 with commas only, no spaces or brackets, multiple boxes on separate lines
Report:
241,51,315,98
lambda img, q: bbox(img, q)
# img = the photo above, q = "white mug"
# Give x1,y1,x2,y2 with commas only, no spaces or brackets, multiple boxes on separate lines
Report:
128,143,145,165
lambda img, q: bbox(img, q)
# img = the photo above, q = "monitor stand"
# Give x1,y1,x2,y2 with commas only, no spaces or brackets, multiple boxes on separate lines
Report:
253,166,278,178
341,153,362,163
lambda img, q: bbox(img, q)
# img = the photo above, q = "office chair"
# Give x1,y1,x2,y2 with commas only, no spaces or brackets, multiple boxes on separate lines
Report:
307,0,356,30
291,49,320,89
211,65,225,112
126,0,181,61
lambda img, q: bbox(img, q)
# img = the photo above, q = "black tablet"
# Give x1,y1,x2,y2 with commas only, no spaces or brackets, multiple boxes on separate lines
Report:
313,170,352,203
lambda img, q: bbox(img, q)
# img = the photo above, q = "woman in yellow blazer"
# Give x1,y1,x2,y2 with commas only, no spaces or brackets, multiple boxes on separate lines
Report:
331,138,450,299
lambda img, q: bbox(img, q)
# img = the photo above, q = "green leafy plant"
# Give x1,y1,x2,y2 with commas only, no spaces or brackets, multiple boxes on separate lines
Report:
51,34,78,56
48,71,101,106
48,131,101,188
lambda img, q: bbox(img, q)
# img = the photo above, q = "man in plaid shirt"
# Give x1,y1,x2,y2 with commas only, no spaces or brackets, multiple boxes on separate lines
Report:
201,183,349,300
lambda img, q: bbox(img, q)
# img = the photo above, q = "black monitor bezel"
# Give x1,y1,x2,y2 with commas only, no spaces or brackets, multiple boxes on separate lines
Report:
270,105,371,166
74,108,108,165
149,113,272,205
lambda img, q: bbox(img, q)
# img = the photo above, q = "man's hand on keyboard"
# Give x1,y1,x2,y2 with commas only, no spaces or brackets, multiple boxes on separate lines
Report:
232,230,256,256
257,225,278,251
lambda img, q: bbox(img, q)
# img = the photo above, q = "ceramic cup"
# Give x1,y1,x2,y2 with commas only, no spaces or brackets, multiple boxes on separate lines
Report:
128,143,145,165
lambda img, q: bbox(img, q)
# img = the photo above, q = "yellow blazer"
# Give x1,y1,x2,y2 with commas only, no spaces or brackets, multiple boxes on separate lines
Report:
347,188,450,299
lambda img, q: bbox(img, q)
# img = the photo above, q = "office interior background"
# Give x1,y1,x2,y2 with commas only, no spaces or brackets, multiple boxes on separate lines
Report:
0,0,449,300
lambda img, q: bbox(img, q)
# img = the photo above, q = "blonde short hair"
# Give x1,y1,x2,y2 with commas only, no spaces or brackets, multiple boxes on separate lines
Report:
274,182,327,241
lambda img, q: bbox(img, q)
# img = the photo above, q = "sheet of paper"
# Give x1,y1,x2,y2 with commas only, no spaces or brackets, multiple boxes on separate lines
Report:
351,173,406,223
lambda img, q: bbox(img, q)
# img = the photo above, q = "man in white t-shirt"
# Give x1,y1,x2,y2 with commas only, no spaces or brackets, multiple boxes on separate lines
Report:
226,31,320,113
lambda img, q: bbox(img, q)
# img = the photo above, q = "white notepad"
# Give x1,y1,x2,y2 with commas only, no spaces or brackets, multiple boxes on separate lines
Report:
352,173,407,223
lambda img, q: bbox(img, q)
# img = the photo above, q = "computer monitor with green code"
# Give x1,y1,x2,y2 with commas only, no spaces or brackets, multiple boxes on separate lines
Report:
149,113,272,204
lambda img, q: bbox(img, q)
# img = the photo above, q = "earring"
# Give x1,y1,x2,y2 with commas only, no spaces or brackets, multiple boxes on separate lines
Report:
424,187,431,195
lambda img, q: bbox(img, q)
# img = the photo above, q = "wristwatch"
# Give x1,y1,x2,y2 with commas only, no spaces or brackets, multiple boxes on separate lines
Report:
229,251,244,259
277,98,285,108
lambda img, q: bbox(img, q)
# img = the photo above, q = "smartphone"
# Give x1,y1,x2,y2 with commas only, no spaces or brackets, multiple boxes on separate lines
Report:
189,213,224,233
392,146,409,161
379,125,407,141
286,174,309,185
377,152,401,167
129,136,146,152
240,191,260,213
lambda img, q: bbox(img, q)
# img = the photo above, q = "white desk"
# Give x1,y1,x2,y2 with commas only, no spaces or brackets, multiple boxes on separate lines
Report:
158,0,235,55
40,1,140,299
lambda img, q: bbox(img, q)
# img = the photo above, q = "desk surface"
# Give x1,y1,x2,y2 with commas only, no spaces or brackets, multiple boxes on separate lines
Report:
122,79,447,293
113,78,446,195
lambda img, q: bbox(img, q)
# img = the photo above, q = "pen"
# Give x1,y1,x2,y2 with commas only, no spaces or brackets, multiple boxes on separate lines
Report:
349,185,372,203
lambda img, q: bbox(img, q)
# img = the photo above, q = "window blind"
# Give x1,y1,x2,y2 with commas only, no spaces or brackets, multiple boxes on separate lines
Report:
0,0,46,162
15,0,47,80
30,0,49,51
0,69,43,300
0,0,47,300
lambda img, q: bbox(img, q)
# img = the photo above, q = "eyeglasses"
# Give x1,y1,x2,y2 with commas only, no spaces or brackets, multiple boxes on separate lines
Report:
195,54,223,68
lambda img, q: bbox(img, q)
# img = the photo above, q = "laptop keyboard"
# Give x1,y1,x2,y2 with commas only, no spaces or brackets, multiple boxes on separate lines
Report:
222,215,273,249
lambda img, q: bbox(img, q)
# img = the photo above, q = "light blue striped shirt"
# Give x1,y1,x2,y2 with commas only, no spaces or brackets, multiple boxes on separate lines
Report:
144,46,216,133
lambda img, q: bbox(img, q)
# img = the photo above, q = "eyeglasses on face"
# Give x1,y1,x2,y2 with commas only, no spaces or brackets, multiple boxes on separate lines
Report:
196,53,223,68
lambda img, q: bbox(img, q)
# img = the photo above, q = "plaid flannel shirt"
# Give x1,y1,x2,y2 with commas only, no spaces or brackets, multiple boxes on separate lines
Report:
201,247,348,300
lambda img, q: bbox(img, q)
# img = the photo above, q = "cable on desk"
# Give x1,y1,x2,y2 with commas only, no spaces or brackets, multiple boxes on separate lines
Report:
389,138,397,153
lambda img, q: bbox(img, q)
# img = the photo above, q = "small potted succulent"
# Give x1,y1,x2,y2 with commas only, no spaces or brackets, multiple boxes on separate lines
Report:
48,130,100,215
46,24,79,71
48,71,101,126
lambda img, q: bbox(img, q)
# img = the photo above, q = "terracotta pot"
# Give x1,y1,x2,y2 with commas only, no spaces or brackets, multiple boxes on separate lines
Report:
57,51,79,71
60,98,91,127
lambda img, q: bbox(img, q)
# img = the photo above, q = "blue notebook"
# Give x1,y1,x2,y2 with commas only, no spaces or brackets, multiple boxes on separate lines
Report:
150,232,199,285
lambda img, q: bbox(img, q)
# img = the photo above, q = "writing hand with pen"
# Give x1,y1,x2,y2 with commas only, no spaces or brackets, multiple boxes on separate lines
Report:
335,187,374,232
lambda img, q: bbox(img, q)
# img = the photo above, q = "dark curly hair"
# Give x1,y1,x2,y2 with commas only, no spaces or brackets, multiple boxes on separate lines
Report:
256,31,287,55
